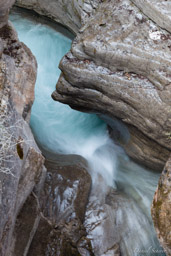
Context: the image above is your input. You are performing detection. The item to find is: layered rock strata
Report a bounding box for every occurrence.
[131,0,171,33]
[52,0,171,170]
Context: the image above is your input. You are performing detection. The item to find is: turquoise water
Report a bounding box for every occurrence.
[10,10,165,256]
[10,11,116,186]
[10,13,106,150]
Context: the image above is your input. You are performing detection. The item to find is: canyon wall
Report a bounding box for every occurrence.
[52,0,171,171]
[15,0,99,34]
[18,0,170,253]
[0,4,93,255]
[1,0,170,254]
[0,1,46,254]
[15,1,171,170]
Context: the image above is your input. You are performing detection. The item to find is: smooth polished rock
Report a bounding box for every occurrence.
[0,102,45,256]
[7,1,171,255]
[15,0,99,34]
[0,15,45,256]
[27,154,92,256]
[52,0,171,170]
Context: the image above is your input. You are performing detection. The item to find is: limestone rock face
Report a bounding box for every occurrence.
[52,0,171,170]
[15,0,99,34]
[132,0,171,33]
[0,7,45,255]
[151,155,171,256]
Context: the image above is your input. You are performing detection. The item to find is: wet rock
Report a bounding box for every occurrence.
[84,175,121,256]
[52,0,171,171]
[84,171,163,256]
[27,154,93,256]
[151,155,171,256]
[15,0,100,34]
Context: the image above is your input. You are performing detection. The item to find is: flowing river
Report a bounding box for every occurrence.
[10,9,165,256]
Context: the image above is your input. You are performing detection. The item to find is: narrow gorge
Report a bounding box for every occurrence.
[0,1,170,256]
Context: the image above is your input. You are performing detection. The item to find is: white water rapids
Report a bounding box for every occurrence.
[10,9,165,256]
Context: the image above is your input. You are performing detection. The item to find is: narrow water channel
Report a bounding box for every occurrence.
[10,9,165,256]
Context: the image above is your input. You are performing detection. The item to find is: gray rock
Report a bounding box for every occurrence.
[27,154,93,256]
[12,183,45,256]
[132,0,171,33]
[0,105,45,256]
[83,173,158,256]
[0,14,45,256]
[0,21,37,121]
[52,0,171,170]
[15,0,99,34]
[3,1,171,255]
[84,175,121,256]
[0,0,15,28]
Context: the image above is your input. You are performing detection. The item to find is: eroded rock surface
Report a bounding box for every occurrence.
[27,154,93,256]
[151,155,171,256]
[0,106,46,256]
[84,176,121,256]
[15,0,100,34]
[83,172,161,256]
[0,21,37,121]
[52,0,171,170]
[2,1,170,255]
[0,4,45,255]
[132,0,171,33]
